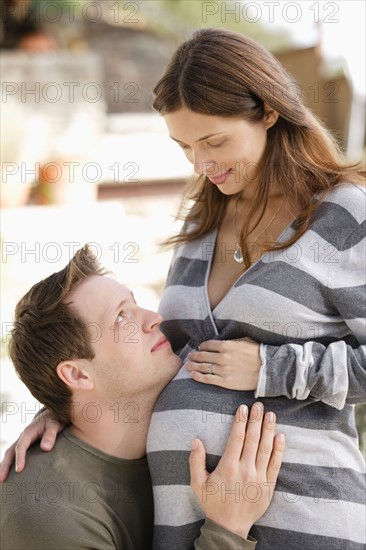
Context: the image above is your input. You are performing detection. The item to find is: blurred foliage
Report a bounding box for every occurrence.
[32,0,85,12]
[133,0,293,50]
[31,0,293,51]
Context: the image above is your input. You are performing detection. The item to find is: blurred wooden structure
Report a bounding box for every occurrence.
[276,43,354,153]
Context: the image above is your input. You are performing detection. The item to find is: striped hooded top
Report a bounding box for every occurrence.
[147,183,366,550]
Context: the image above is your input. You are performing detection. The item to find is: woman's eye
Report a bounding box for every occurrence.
[207,140,226,148]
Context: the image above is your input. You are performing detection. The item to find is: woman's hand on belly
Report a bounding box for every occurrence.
[185,338,261,390]
[189,402,285,540]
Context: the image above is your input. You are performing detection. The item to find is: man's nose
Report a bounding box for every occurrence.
[141,309,163,332]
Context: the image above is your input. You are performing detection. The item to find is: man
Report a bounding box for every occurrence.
[1,245,284,549]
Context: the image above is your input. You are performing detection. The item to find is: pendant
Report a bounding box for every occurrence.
[234,248,244,264]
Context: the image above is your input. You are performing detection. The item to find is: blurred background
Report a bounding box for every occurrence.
[1,0,365,457]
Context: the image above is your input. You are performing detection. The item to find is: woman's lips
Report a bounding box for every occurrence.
[208,169,232,185]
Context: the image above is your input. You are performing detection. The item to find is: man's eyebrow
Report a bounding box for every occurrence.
[109,292,135,319]
[170,132,226,144]
[113,299,128,315]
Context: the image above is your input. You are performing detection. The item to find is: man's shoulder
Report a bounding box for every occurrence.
[0,431,79,516]
[0,431,154,550]
[0,432,117,549]
[0,495,118,550]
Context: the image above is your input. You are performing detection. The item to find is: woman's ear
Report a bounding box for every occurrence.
[263,103,279,129]
[57,360,94,391]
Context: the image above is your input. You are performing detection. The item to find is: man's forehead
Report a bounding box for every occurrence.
[70,275,131,312]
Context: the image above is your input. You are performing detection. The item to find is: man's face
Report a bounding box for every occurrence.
[69,275,181,400]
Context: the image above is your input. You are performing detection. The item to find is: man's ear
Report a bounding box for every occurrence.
[57,360,94,391]
[263,103,279,129]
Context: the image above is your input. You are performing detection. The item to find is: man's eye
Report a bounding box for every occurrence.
[179,144,190,150]
[116,312,125,323]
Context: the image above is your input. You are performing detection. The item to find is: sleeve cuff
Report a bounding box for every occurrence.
[254,343,267,398]
[196,518,257,549]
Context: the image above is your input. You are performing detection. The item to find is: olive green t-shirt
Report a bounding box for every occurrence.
[1,428,154,549]
[1,428,256,549]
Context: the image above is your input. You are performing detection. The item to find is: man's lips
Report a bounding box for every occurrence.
[151,336,170,352]
[208,169,232,184]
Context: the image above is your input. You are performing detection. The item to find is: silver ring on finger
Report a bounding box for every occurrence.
[207,363,215,375]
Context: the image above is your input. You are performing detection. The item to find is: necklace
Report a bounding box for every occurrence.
[233,197,285,264]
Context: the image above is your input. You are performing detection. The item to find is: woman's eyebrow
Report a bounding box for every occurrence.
[170,132,226,144]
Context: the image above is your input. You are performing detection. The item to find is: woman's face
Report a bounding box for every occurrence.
[164,107,276,196]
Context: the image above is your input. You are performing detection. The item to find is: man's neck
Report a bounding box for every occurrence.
[69,397,155,460]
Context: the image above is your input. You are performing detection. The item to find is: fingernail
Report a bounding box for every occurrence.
[241,404,248,416]
[252,402,263,414]
[42,441,52,449]
[277,433,285,443]
[15,463,20,472]
[267,411,276,423]
[191,439,198,449]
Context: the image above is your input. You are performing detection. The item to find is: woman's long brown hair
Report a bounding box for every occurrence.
[153,28,365,266]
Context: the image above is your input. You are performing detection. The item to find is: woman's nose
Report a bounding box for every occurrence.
[193,156,217,176]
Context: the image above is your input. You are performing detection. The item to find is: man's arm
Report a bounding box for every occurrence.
[191,402,285,549]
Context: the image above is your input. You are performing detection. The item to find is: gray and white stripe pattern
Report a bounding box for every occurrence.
[148,183,366,549]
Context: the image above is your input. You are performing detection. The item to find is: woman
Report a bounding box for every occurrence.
[146,28,365,549]
[2,27,365,550]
